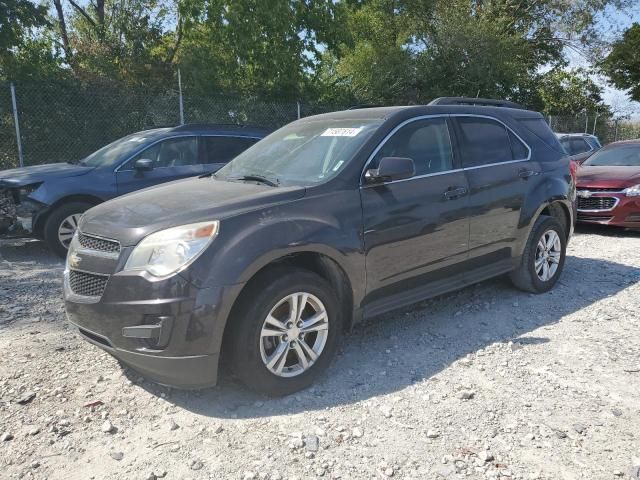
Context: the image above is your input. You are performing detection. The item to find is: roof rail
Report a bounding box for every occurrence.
[171,123,269,131]
[428,97,526,110]
[346,104,384,110]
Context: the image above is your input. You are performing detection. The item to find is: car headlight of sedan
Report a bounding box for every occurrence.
[18,183,42,198]
[623,184,640,197]
[124,221,219,277]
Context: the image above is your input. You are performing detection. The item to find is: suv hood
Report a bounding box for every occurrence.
[577,165,640,189]
[80,177,306,246]
[0,163,92,188]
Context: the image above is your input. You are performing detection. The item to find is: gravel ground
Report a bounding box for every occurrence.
[1,225,639,480]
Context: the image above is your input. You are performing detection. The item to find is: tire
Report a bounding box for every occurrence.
[227,266,342,396]
[43,201,93,258]
[510,215,567,293]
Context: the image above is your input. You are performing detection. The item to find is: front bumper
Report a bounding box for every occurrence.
[0,188,46,238]
[68,321,219,388]
[576,192,640,228]
[63,233,245,389]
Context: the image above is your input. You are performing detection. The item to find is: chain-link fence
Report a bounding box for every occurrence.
[2,79,640,170]
[548,115,640,145]
[0,79,348,170]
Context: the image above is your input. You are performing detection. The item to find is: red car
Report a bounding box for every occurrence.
[576,140,640,228]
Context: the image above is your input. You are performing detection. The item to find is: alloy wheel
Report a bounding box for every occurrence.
[259,292,329,378]
[57,214,82,249]
[535,229,561,281]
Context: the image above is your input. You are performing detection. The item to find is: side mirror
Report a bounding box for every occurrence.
[134,158,154,172]
[364,157,415,184]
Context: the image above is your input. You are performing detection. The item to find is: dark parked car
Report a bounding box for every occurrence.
[556,133,602,164]
[0,124,267,256]
[576,140,640,228]
[64,98,574,396]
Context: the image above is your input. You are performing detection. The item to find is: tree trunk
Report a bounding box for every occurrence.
[52,0,73,63]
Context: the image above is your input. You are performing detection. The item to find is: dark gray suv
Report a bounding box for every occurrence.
[64,98,574,396]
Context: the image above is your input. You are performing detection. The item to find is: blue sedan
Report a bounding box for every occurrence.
[0,124,268,256]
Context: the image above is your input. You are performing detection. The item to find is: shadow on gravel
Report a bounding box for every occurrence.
[155,253,640,419]
[0,239,63,266]
[0,240,65,328]
[575,223,640,238]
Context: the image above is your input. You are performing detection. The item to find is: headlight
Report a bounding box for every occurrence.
[623,184,640,197]
[124,221,219,277]
[18,183,42,198]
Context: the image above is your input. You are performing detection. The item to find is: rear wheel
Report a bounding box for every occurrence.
[227,267,342,396]
[510,216,566,293]
[43,201,93,258]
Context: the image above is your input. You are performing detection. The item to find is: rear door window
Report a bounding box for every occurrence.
[203,136,259,164]
[455,117,516,167]
[569,138,591,155]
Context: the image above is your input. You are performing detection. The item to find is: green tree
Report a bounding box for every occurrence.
[0,0,48,78]
[323,0,633,106]
[177,0,341,100]
[536,69,610,116]
[51,0,185,87]
[601,23,640,102]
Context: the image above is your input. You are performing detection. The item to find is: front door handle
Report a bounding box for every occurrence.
[444,186,468,200]
[518,168,537,179]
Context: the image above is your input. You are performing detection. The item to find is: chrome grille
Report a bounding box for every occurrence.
[78,232,120,254]
[577,187,623,193]
[68,270,109,297]
[577,197,617,211]
[577,214,613,222]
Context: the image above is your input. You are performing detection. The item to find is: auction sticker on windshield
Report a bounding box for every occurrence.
[321,127,363,137]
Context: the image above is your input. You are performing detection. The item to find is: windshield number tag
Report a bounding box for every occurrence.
[321,127,363,137]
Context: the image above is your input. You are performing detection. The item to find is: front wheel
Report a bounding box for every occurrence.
[227,267,342,396]
[43,201,93,258]
[510,216,567,293]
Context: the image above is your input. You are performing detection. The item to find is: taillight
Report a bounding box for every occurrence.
[569,159,578,183]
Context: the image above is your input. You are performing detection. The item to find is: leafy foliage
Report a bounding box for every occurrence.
[1,0,633,110]
[601,23,640,102]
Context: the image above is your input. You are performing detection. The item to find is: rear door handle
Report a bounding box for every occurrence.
[444,186,468,200]
[518,168,537,179]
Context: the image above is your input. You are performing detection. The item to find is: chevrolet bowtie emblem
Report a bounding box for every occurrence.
[577,190,592,198]
[68,252,82,269]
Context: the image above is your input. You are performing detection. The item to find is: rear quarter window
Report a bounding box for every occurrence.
[517,117,564,153]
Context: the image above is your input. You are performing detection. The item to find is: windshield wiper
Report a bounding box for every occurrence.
[228,174,279,187]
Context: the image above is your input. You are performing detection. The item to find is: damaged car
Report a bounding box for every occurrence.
[0,124,267,256]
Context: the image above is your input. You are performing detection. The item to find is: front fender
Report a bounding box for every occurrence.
[181,189,366,305]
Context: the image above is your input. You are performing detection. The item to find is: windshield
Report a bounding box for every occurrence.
[583,144,640,167]
[79,131,166,167]
[215,118,382,186]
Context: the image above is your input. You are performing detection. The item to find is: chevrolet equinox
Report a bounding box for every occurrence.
[64,98,574,396]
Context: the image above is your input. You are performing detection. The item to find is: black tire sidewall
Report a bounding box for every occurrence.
[229,268,341,396]
[526,217,567,293]
[43,202,93,258]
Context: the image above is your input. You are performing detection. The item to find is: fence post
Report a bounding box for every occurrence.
[297,101,301,120]
[178,68,185,125]
[10,83,24,168]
